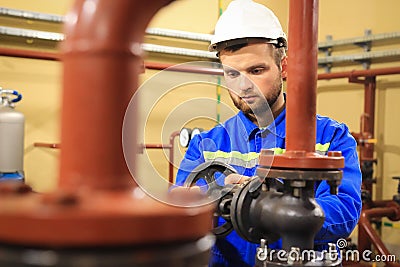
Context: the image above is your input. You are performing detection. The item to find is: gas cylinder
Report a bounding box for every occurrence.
[0,88,25,181]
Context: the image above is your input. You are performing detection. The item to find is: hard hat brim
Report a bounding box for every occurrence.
[209,37,286,52]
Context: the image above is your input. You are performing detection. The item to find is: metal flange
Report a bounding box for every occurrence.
[259,150,344,170]
[0,183,213,247]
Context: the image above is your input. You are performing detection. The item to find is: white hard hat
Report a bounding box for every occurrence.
[209,0,287,52]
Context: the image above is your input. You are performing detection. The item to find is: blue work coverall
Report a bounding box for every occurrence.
[175,107,362,267]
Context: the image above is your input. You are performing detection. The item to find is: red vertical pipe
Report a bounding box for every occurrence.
[168,131,180,184]
[363,77,376,193]
[362,77,376,157]
[60,0,173,190]
[286,0,318,152]
[358,77,376,250]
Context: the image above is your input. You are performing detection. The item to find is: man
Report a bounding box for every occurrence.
[175,0,362,266]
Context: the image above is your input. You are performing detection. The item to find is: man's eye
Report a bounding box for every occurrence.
[251,68,264,75]
[226,71,240,78]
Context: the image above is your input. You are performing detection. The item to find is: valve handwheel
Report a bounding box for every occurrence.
[184,161,236,196]
[184,161,237,237]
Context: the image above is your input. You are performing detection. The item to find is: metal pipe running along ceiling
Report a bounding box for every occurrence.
[2,25,400,64]
[1,5,400,64]
[2,6,400,47]
[0,7,213,41]
[1,47,400,79]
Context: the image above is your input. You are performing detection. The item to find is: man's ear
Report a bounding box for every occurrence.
[281,56,288,79]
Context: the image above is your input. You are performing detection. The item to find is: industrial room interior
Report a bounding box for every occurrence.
[0,0,400,266]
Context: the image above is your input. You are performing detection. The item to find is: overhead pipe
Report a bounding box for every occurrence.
[4,47,400,78]
[33,142,61,149]
[0,26,64,41]
[142,43,216,59]
[3,7,400,49]
[0,47,60,61]
[2,46,400,78]
[0,7,213,42]
[3,26,400,63]
[0,26,216,58]
[318,67,400,79]
[145,61,224,75]
[145,27,212,42]
[0,7,64,23]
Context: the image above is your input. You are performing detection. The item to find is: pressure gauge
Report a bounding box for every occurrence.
[179,128,192,147]
[191,127,203,139]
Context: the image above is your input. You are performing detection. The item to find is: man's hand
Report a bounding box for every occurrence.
[224,174,251,185]
[170,173,249,198]
[168,185,205,204]
[170,185,202,194]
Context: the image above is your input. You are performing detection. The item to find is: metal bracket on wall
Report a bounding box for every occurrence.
[354,30,372,70]
[318,29,400,72]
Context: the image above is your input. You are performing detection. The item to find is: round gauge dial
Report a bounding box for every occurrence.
[179,128,192,147]
[191,128,203,139]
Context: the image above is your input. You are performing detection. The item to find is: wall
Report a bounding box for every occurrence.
[1,0,399,253]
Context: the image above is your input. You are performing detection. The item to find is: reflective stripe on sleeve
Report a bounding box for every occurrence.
[203,150,260,169]
[202,143,331,168]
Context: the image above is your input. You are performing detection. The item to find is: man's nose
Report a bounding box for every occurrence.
[238,74,253,92]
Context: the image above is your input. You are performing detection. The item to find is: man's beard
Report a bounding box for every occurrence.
[230,76,283,120]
